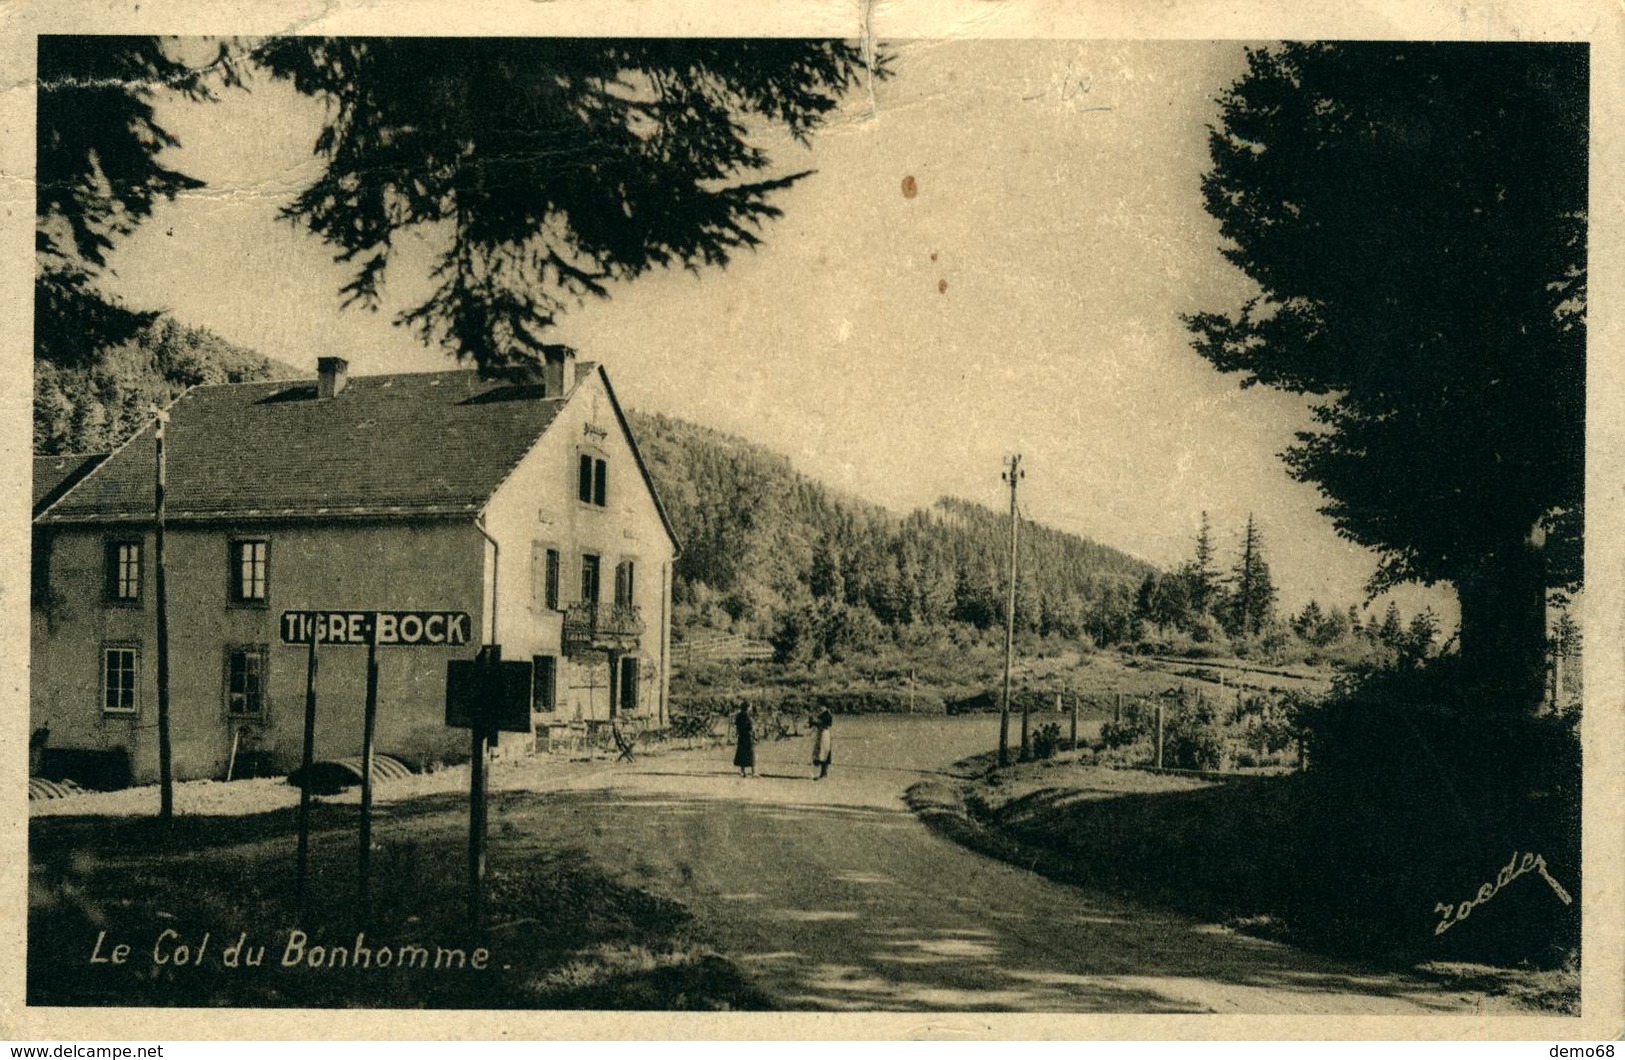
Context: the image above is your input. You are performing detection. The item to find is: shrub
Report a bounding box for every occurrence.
[1099,708,1152,750]
[1031,722,1064,761]
[1162,706,1225,770]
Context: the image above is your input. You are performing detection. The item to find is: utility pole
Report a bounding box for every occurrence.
[151,406,174,826]
[999,454,1023,768]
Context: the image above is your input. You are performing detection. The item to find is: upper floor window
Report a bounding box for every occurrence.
[578,453,607,506]
[580,553,601,605]
[230,539,269,604]
[531,544,562,612]
[102,645,138,715]
[614,559,637,608]
[225,646,268,716]
[104,540,142,605]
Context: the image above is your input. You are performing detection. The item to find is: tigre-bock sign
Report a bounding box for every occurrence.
[279,610,473,647]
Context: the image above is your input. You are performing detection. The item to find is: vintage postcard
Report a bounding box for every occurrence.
[3,0,1622,1042]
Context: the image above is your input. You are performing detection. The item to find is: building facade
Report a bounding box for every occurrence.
[31,350,677,784]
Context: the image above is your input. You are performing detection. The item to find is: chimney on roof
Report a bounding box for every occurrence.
[317,356,349,398]
[541,344,578,398]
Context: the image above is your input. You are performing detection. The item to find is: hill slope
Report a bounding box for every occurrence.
[30,325,1156,648]
[626,410,1155,643]
[35,317,303,454]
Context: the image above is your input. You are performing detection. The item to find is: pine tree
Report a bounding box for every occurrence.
[1226,514,1278,637]
[1293,599,1326,640]
[1186,43,1585,709]
[1192,511,1220,616]
[808,539,844,601]
[1377,602,1405,647]
[1402,609,1439,666]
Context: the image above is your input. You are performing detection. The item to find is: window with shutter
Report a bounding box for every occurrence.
[545,548,561,610]
[532,655,557,711]
[578,454,594,503]
[619,657,640,711]
[580,554,600,604]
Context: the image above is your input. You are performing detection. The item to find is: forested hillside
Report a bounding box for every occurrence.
[35,317,302,454]
[30,323,1456,669]
[626,411,1155,652]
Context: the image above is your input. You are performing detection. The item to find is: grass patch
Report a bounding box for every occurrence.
[910,755,1579,1013]
[28,792,770,1009]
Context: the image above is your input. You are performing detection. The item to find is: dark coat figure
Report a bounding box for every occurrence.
[809,708,833,779]
[733,708,756,776]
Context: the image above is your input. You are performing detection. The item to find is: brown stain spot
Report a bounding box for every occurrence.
[902,175,918,199]
[937,279,948,295]
[929,251,938,262]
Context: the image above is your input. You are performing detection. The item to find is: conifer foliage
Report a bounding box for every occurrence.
[1187,43,1586,707]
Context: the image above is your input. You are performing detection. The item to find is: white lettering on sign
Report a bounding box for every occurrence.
[280,611,474,647]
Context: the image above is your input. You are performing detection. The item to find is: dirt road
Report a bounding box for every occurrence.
[509,715,1495,1013]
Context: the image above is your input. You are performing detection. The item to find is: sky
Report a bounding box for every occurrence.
[101,37,1456,626]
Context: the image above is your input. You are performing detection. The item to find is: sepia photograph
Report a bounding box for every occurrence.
[10,6,1619,1040]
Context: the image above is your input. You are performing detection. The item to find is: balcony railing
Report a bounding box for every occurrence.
[562,602,644,653]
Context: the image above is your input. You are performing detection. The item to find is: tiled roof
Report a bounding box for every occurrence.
[37,371,568,524]
[33,453,106,515]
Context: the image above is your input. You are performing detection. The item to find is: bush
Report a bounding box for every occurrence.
[1162,706,1225,770]
[1031,722,1064,761]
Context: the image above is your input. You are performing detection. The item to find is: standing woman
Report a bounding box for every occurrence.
[810,707,834,781]
[733,705,756,777]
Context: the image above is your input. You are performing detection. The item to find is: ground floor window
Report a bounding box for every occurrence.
[618,656,640,713]
[532,654,557,711]
[102,645,138,715]
[225,646,268,716]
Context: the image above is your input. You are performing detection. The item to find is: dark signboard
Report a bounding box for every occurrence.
[280,610,473,647]
[445,658,534,733]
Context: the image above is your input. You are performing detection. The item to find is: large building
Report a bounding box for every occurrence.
[31,349,678,784]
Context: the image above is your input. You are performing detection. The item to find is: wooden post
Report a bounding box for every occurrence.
[469,722,487,926]
[1155,701,1165,770]
[999,454,1022,768]
[296,630,319,905]
[1114,692,1122,725]
[1065,693,1075,749]
[1019,689,1031,762]
[468,644,498,927]
[153,410,174,826]
[358,637,379,915]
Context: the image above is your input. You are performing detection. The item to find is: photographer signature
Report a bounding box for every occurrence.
[1433,851,1573,936]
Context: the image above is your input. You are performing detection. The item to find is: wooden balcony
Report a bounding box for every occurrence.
[562,602,644,655]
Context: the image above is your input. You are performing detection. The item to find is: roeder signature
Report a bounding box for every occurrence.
[1433,851,1573,936]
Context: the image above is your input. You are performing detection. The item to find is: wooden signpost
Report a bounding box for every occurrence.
[280,609,474,914]
[445,648,533,927]
[296,633,318,905]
